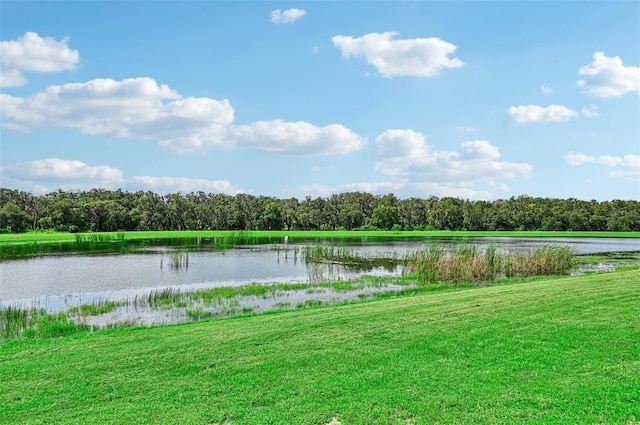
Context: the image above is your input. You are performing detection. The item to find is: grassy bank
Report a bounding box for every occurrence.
[1,229,637,260]
[1,229,639,245]
[1,270,639,424]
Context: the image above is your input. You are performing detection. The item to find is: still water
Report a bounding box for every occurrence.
[1,237,638,311]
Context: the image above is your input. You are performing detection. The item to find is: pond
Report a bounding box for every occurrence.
[1,236,638,328]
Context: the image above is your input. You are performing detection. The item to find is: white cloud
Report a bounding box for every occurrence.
[129,176,242,195]
[228,120,366,156]
[372,129,531,197]
[0,32,80,87]
[541,83,553,95]
[505,104,579,125]
[412,182,494,200]
[0,121,31,133]
[563,153,595,166]
[1,77,366,156]
[596,155,624,167]
[577,52,640,97]
[299,130,531,199]
[0,78,233,154]
[0,158,243,195]
[301,182,405,197]
[331,32,464,78]
[0,158,125,193]
[301,180,498,200]
[271,8,306,24]
[581,104,599,118]
[1,68,27,87]
[564,153,639,179]
[1,158,124,182]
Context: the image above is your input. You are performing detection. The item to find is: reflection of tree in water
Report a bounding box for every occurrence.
[304,260,403,283]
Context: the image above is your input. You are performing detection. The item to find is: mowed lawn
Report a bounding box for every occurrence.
[1,271,639,424]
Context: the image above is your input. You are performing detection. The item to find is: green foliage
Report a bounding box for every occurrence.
[2,188,639,233]
[0,202,31,233]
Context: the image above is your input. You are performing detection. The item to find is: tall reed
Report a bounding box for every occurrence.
[407,243,575,284]
[0,306,88,340]
[160,250,189,269]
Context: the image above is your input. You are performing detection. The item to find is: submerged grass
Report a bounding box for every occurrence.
[69,300,120,316]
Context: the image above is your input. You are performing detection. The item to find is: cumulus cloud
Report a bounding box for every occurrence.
[331,32,464,78]
[563,153,595,166]
[1,78,234,153]
[1,77,366,156]
[229,120,366,156]
[373,129,531,192]
[271,8,306,24]
[129,176,242,195]
[581,104,599,118]
[0,158,125,192]
[1,158,124,182]
[302,181,498,200]
[298,130,528,200]
[0,158,243,195]
[577,52,640,97]
[564,153,640,179]
[505,104,579,125]
[0,32,79,87]
[412,182,495,200]
[301,182,405,197]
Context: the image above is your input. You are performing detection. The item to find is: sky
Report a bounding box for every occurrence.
[0,1,639,201]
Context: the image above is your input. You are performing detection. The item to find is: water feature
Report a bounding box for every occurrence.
[1,236,638,330]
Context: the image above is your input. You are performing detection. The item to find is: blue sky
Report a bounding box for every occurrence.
[1,1,638,200]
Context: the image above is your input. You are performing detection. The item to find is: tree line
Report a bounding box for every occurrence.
[1,188,639,233]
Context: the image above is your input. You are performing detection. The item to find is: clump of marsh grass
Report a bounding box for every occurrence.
[303,245,358,263]
[69,300,120,316]
[160,249,189,269]
[74,232,126,243]
[0,306,88,340]
[0,306,32,339]
[132,287,187,309]
[407,242,575,284]
[214,230,258,251]
[503,245,575,277]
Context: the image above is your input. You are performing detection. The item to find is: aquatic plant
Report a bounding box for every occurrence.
[214,230,259,251]
[0,306,88,340]
[407,243,576,284]
[69,300,120,316]
[160,250,189,270]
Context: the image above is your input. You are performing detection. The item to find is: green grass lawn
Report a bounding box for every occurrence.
[1,229,639,245]
[1,270,639,424]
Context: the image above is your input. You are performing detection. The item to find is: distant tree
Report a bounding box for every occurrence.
[0,202,31,233]
[259,201,284,230]
[370,204,399,230]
